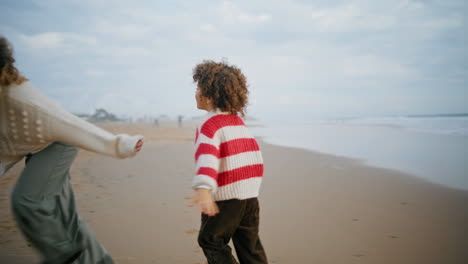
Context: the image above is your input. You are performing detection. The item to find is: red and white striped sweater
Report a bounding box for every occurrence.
[193,111,264,201]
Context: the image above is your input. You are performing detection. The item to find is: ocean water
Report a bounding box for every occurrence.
[250,115,468,191]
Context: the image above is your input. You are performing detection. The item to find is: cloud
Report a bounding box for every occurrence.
[84,69,110,77]
[341,55,418,78]
[308,4,398,32]
[93,21,153,39]
[220,1,272,25]
[100,46,152,57]
[19,32,96,50]
[417,15,463,31]
[200,23,216,33]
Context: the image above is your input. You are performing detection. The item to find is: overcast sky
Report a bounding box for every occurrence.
[1,0,467,121]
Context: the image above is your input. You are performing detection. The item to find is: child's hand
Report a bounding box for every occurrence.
[134,139,143,153]
[190,189,219,216]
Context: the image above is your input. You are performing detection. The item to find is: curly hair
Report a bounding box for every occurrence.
[193,60,249,117]
[0,36,27,87]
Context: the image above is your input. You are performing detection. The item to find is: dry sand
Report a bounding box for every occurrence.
[1,122,467,264]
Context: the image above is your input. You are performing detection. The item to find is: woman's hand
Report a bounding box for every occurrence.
[190,188,219,216]
[134,139,143,153]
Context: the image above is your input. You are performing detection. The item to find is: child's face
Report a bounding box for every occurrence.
[195,85,213,111]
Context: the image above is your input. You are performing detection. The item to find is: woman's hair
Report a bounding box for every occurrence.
[0,36,27,87]
[193,60,249,117]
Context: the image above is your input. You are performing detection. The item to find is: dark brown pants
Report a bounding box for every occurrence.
[198,198,268,264]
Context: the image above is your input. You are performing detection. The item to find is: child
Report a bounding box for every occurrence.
[190,60,268,264]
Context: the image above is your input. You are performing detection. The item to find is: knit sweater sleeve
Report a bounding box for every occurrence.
[48,110,142,158]
[13,83,143,158]
[192,119,222,192]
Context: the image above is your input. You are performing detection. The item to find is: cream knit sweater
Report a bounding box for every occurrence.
[0,82,143,176]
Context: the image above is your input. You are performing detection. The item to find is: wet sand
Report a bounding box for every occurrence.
[1,123,467,263]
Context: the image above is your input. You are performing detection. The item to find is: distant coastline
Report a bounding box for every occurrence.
[405,113,468,118]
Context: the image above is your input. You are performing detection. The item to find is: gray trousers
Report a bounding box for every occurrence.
[11,142,114,264]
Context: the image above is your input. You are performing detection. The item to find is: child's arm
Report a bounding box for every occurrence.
[191,124,221,216]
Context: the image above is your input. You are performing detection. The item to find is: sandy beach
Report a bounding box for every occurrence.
[1,123,467,264]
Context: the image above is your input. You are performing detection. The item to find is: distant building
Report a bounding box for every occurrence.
[88,108,121,122]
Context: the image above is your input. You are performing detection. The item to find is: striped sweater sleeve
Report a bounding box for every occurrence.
[192,123,221,192]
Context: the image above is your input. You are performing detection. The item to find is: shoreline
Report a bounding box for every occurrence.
[251,122,468,191]
[260,136,468,193]
[1,123,467,263]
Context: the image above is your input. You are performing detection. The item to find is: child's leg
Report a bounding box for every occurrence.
[198,199,244,264]
[232,198,268,264]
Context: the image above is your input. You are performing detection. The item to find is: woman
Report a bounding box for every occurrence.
[0,36,143,263]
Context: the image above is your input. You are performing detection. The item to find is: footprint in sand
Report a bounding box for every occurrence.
[352,253,365,258]
[80,168,91,176]
[0,221,15,229]
[0,239,12,245]
[185,228,199,235]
